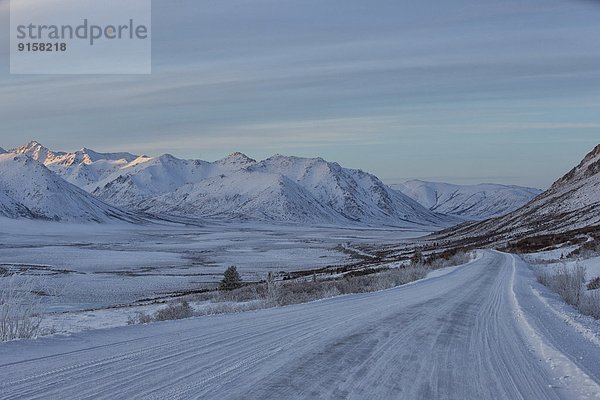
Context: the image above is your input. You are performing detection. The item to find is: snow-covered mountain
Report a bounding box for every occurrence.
[100,152,451,226]
[140,170,337,223]
[392,180,541,220]
[0,153,137,222]
[90,153,251,207]
[438,144,600,244]
[139,155,451,226]
[11,141,139,189]
[0,147,6,154]
[12,141,138,165]
[5,142,454,227]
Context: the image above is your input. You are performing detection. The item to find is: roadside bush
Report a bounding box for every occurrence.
[127,299,194,325]
[536,263,599,319]
[197,300,270,316]
[276,281,339,306]
[543,263,585,306]
[154,299,194,321]
[273,265,428,306]
[265,272,281,305]
[578,290,600,319]
[0,276,43,342]
[214,283,262,303]
[425,250,473,269]
[127,311,153,325]
[343,266,427,293]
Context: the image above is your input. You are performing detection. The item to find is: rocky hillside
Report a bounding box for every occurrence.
[436,144,600,246]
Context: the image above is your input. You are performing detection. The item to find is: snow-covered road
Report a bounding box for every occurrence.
[1,251,599,399]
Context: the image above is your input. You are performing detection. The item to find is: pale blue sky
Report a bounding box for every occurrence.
[1,0,599,188]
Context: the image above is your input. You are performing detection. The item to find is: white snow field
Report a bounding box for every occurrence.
[0,218,429,312]
[1,251,598,399]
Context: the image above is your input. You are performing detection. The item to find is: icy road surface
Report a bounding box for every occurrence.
[1,251,599,399]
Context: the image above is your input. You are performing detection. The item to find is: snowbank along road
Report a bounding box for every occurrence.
[0,250,599,399]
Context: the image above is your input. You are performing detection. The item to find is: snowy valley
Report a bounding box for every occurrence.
[3,1,600,397]
[0,142,599,400]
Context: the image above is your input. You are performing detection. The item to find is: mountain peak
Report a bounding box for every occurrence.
[158,153,178,161]
[0,147,6,154]
[19,140,47,151]
[26,140,43,147]
[219,152,256,165]
[553,144,600,188]
[582,144,600,164]
[12,140,64,163]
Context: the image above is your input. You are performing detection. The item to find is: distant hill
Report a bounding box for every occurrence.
[392,180,541,220]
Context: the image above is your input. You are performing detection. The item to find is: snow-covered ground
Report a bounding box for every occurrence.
[518,248,600,358]
[524,248,600,283]
[36,253,477,337]
[0,218,429,312]
[0,251,598,399]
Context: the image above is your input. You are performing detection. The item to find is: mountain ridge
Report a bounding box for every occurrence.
[2,142,455,227]
[392,180,541,220]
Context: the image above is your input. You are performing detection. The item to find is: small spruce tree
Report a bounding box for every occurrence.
[220,266,242,291]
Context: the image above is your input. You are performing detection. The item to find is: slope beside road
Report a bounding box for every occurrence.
[0,251,599,399]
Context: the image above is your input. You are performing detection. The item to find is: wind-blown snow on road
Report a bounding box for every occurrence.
[0,251,599,399]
